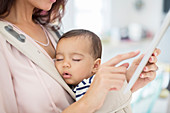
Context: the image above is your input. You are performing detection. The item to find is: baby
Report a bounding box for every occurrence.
[55,29,120,101]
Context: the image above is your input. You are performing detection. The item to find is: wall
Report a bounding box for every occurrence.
[62,0,170,63]
[110,0,163,33]
[62,0,75,32]
[158,27,170,63]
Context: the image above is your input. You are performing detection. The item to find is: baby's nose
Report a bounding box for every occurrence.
[63,61,71,68]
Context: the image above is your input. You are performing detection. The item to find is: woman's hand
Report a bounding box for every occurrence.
[126,48,161,92]
[63,50,140,113]
[82,50,140,111]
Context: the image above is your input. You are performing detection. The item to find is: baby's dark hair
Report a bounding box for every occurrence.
[59,29,102,59]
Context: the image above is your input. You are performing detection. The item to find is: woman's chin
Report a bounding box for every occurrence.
[40,4,53,11]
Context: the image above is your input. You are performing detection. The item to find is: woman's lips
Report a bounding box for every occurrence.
[62,73,72,79]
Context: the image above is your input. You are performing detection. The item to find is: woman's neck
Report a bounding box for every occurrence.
[4,0,35,25]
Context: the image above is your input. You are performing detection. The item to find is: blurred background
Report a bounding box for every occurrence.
[61,0,170,113]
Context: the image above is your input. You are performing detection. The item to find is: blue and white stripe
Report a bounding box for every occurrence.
[73,75,95,101]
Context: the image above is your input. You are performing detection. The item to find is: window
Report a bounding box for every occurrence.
[74,0,103,35]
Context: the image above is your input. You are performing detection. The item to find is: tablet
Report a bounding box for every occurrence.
[124,10,170,94]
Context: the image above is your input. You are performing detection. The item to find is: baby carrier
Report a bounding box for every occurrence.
[0,21,132,113]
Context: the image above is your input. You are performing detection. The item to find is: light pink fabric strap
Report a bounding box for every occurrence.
[0,21,75,100]
[95,81,132,113]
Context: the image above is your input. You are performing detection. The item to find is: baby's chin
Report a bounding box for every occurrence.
[65,80,79,87]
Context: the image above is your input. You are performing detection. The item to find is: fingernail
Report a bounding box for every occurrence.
[140,74,143,78]
[149,57,153,62]
[154,52,157,56]
[135,50,140,53]
[144,67,148,71]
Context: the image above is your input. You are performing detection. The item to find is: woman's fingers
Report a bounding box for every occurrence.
[108,79,125,91]
[119,63,129,68]
[110,66,127,74]
[103,77,125,91]
[148,48,160,63]
[104,50,140,66]
[98,65,128,75]
[148,56,158,63]
[140,71,156,81]
[143,64,158,72]
[132,48,160,66]
[129,48,161,92]
[98,68,126,80]
[126,54,144,81]
[153,48,161,56]
[108,73,126,80]
[131,54,144,66]
[96,65,127,91]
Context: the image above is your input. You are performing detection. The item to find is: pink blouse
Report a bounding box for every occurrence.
[0,22,74,113]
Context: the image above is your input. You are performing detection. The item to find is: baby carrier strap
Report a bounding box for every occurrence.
[0,21,75,100]
[95,82,132,113]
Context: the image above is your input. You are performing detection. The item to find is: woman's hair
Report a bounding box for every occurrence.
[59,29,102,59]
[0,0,67,27]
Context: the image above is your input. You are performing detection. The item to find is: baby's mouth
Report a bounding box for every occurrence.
[62,72,72,79]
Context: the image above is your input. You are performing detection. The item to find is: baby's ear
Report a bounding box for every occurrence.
[92,58,101,73]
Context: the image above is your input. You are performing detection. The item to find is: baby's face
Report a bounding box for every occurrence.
[55,37,96,86]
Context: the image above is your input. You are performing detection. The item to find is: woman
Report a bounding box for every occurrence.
[0,0,161,113]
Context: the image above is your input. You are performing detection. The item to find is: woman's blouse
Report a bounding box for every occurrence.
[0,21,74,113]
